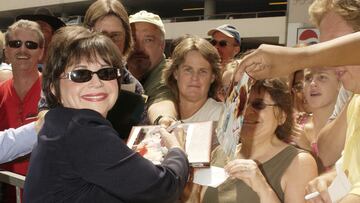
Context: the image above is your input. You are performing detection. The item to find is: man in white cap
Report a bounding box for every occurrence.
[127,10,177,125]
[208,24,241,67]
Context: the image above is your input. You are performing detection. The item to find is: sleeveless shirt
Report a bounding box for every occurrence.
[202,145,303,203]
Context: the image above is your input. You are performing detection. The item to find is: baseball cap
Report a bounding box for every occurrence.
[16,10,65,32]
[208,24,241,45]
[129,10,165,35]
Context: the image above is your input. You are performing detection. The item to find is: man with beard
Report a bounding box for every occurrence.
[0,20,44,202]
[127,10,177,125]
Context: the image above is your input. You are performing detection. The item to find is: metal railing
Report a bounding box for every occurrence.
[0,170,25,203]
[60,10,287,26]
[165,10,287,22]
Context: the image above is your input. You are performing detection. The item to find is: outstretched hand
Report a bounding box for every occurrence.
[233,44,302,81]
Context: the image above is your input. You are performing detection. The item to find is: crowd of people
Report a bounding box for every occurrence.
[0,0,359,202]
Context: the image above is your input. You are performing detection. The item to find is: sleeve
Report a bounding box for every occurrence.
[64,111,189,203]
[146,80,175,106]
[0,122,37,164]
[143,60,176,106]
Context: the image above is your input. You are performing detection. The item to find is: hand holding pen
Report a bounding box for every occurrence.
[159,121,185,150]
[304,169,336,203]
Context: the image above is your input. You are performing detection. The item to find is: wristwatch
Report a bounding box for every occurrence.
[154,115,177,125]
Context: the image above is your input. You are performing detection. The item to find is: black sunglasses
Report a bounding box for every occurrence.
[210,39,229,47]
[62,67,121,83]
[8,40,39,50]
[249,99,277,111]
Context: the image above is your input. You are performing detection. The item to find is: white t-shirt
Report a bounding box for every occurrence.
[182,98,224,123]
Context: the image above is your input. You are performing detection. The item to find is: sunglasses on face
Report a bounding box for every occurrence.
[62,67,121,83]
[249,99,277,111]
[210,39,230,47]
[8,40,39,50]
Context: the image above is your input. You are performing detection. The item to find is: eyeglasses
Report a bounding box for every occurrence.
[62,67,121,83]
[8,40,39,50]
[249,99,277,111]
[210,39,229,47]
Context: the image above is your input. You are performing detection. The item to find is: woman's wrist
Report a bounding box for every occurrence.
[154,115,177,125]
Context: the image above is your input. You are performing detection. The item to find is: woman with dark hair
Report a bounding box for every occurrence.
[201,78,318,203]
[23,26,189,202]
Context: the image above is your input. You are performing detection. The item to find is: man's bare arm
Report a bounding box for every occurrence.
[235,32,360,80]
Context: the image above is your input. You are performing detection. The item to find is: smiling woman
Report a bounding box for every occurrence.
[200,79,318,203]
[23,26,189,202]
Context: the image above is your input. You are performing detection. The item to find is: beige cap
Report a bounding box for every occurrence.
[129,10,165,35]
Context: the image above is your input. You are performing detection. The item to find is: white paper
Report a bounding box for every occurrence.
[328,158,351,202]
[193,166,229,188]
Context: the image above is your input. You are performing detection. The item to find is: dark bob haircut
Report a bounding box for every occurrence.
[42,25,124,108]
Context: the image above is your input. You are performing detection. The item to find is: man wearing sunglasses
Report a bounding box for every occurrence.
[0,19,44,202]
[208,24,241,67]
[16,11,65,72]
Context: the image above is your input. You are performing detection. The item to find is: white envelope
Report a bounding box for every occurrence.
[193,166,229,188]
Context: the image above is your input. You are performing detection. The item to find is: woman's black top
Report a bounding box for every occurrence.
[23,107,189,203]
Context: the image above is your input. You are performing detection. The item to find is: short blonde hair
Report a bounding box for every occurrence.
[309,0,360,31]
[5,20,45,48]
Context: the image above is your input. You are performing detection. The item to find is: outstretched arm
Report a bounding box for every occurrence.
[235,32,360,80]
[0,122,37,164]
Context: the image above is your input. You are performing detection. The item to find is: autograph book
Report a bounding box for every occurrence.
[127,121,214,167]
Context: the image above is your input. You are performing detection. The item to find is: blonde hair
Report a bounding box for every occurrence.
[5,20,45,48]
[309,0,360,31]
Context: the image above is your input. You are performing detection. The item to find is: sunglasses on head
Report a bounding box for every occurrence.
[62,67,121,83]
[249,99,277,111]
[210,39,229,47]
[8,40,39,50]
